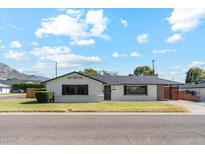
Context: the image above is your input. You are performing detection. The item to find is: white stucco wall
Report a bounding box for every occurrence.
[157,85,165,100]
[46,73,104,102]
[110,85,157,101]
[0,87,11,94]
[199,89,205,101]
[46,73,160,102]
[188,88,205,102]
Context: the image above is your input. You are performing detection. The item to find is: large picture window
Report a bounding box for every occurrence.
[124,85,147,95]
[62,85,88,95]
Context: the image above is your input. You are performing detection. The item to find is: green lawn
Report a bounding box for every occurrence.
[0,98,189,112]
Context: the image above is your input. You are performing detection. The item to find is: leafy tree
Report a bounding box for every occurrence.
[98,70,118,76]
[79,68,98,76]
[84,68,98,76]
[185,67,205,83]
[128,73,134,76]
[77,71,84,74]
[79,68,118,76]
[134,66,155,76]
[12,82,45,91]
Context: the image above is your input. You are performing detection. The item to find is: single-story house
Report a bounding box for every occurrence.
[43,71,182,102]
[179,79,205,102]
[0,82,11,94]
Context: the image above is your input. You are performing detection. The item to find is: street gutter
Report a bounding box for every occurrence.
[0,112,205,115]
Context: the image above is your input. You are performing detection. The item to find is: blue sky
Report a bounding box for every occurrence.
[0,8,205,82]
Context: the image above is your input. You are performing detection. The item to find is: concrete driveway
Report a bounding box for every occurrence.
[166,100,205,114]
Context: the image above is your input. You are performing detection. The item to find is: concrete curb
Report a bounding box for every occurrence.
[1,112,205,115]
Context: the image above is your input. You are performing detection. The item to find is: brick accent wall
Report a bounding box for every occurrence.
[178,91,200,102]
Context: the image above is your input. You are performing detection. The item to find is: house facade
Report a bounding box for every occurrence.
[0,83,11,94]
[43,72,181,102]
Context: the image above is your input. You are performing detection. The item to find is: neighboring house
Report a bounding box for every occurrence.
[179,79,205,102]
[0,78,11,94]
[43,72,182,102]
[0,78,41,93]
[0,82,11,94]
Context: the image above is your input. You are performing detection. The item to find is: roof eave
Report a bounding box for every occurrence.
[42,71,106,84]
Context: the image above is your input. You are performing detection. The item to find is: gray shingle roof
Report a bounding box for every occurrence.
[179,80,205,89]
[42,72,182,85]
[92,75,182,85]
[0,82,10,88]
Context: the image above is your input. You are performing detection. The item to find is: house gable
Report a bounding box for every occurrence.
[42,71,106,84]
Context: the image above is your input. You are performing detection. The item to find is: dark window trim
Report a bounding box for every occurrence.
[62,84,88,95]
[124,85,148,95]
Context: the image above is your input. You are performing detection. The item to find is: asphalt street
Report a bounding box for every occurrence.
[0,94,26,100]
[1,114,205,144]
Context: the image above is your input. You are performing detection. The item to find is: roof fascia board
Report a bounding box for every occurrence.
[42,72,106,84]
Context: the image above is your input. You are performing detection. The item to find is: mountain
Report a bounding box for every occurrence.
[0,62,49,82]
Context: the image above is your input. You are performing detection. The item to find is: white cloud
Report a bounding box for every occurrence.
[35,9,109,46]
[167,9,205,32]
[159,68,186,82]
[33,62,80,70]
[0,40,5,49]
[5,51,28,60]
[188,61,205,68]
[152,49,176,54]
[31,46,70,59]
[10,41,22,48]
[173,65,181,69]
[169,71,180,75]
[178,61,205,75]
[31,42,38,46]
[48,54,100,68]
[30,46,101,68]
[166,34,182,43]
[57,63,81,68]
[35,14,85,38]
[136,33,149,44]
[16,68,24,73]
[70,39,95,46]
[112,51,141,58]
[0,23,22,31]
[66,9,84,20]
[112,52,126,58]
[33,62,54,69]
[85,10,109,38]
[130,52,140,58]
[120,18,128,27]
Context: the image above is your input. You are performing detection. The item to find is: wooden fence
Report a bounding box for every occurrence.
[26,88,47,98]
[164,87,179,100]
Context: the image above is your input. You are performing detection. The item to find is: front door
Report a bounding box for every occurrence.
[104,86,111,100]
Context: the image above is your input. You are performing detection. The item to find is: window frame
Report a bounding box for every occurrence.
[62,84,88,95]
[124,85,148,95]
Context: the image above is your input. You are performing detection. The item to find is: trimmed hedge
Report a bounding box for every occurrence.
[35,91,54,103]
[12,82,46,91]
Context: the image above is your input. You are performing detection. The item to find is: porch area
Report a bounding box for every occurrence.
[157,85,179,100]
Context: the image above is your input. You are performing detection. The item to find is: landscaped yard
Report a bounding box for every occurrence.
[0,98,189,112]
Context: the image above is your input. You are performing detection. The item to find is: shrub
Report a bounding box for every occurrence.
[35,91,54,103]
[12,82,46,91]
